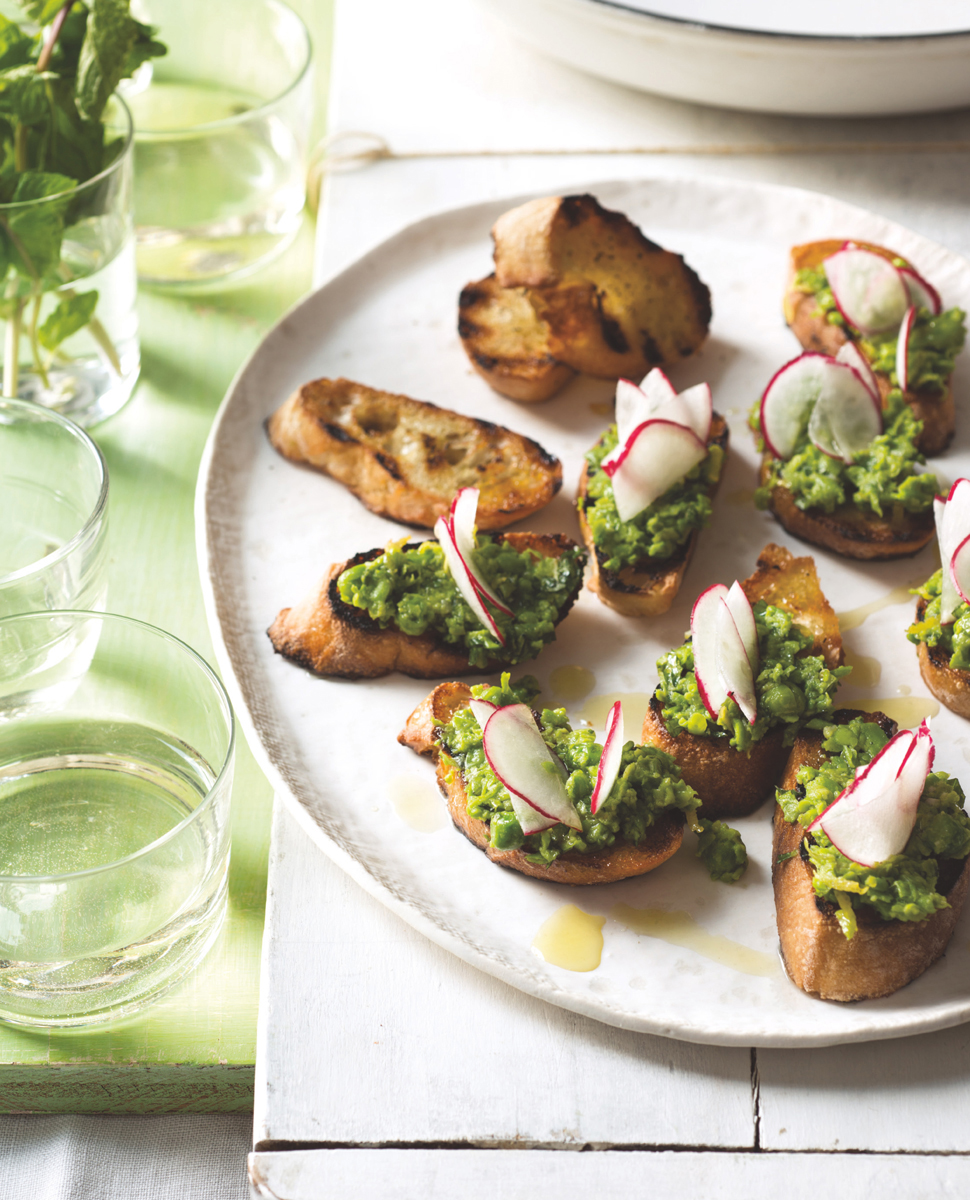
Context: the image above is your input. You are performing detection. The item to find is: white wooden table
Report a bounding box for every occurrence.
[248,2,970,1194]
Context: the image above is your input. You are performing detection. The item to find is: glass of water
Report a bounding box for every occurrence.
[126,0,313,288]
[0,400,108,619]
[0,610,235,1026]
[0,101,140,428]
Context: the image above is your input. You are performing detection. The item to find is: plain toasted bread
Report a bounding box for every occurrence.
[577,413,729,617]
[759,456,935,561]
[399,683,685,883]
[914,596,970,719]
[268,532,584,681]
[458,194,711,401]
[266,377,562,529]
[773,710,970,1001]
[784,239,955,456]
[640,543,843,819]
[457,275,576,403]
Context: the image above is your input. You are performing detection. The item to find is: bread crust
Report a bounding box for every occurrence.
[266,376,562,528]
[458,275,576,403]
[639,543,843,819]
[268,532,584,681]
[760,455,935,561]
[459,194,711,396]
[576,413,729,617]
[784,239,955,457]
[772,710,970,1001]
[914,596,970,719]
[399,683,685,884]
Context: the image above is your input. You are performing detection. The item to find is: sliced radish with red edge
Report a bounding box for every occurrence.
[434,517,506,645]
[951,532,970,606]
[934,479,970,622]
[691,583,730,720]
[900,266,942,316]
[724,581,758,673]
[602,418,707,522]
[835,341,879,400]
[823,248,909,335]
[448,487,513,616]
[715,597,757,723]
[469,699,498,731]
[589,700,624,815]
[807,360,883,464]
[482,704,582,832]
[759,353,829,460]
[896,305,916,392]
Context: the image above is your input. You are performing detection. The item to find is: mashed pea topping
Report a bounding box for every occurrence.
[776,717,970,936]
[435,675,746,879]
[337,537,586,668]
[793,264,966,395]
[656,601,849,753]
[907,570,970,670]
[581,425,724,569]
[752,391,937,518]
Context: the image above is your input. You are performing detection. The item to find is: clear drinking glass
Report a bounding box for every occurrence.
[125,0,313,288]
[0,100,140,429]
[0,399,108,620]
[0,611,235,1027]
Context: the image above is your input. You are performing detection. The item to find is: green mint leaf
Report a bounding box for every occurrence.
[5,168,76,277]
[0,16,33,73]
[121,18,165,78]
[38,287,97,350]
[75,0,137,123]
[48,76,104,181]
[0,63,56,125]
[14,2,68,23]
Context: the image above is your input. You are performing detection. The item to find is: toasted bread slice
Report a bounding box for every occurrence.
[480,194,710,383]
[640,543,843,819]
[784,239,955,456]
[399,683,685,883]
[773,710,970,1001]
[577,413,729,617]
[760,456,935,561]
[266,377,562,529]
[914,596,970,719]
[268,532,583,681]
[458,275,576,402]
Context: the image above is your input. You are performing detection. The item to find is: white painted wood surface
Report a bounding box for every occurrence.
[254,806,754,1150]
[249,1147,970,1199]
[250,0,970,1191]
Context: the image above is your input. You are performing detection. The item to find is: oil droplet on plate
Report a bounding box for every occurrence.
[549,665,596,704]
[842,648,881,689]
[611,903,777,977]
[533,904,605,972]
[726,486,755,507]
[838,696,939,728]
[837,584,916,631]
[581,692,652,733]
[589,400,613,417]
[388,775,446,833]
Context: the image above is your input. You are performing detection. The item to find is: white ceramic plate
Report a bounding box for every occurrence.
[198,176,970,1046]
[479,0,970,115]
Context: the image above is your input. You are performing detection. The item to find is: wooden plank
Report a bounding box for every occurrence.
[0,1065,254,1114]
[757,1023,970,1152]
[255,805,754,1151]
[248,1148,970,1200]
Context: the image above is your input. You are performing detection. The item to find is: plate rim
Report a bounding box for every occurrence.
[196,173,970,1047]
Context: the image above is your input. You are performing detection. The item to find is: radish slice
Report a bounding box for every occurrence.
[640,366,678,409]
[434,516,506,645]
[615,378,650,447]
[823,248,909,335]
[673,382,713,442]
[835,341,879,400]
[896,305,917,392]
[602,418,707,523]
[590,700,624,815]
[900,266,942,316]
[759,353,829,460]
[691,583,730,720]
[448,488,513,616]
[724,580,758,673]
[808,726,929,867]
[807,360,883,464]
[482,704,582,832]
[951,532,970,606]
[469,699,498,731]
[715,597,757,724]
[934,478,970,622]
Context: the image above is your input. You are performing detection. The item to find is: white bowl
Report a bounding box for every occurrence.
[478,0,970,116]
